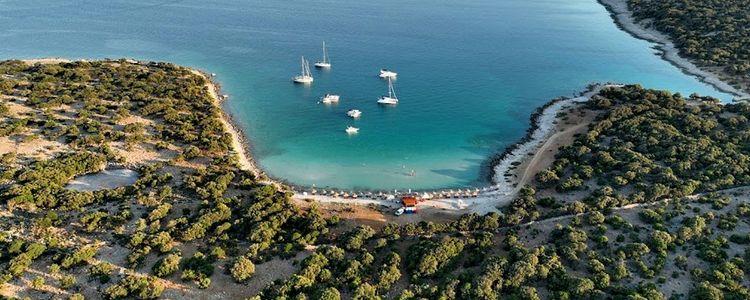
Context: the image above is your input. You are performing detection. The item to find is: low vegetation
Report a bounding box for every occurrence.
[628,0,750,93]
[1,61,749,299]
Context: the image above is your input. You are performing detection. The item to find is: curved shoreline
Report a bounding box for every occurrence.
[487,83,613,194]
[484,83,602,184]
[201,64,607,199]
[193,70,263,178]
[598,0,750,100]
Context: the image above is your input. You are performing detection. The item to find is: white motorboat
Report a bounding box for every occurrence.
[293,56,314,84]
[379,68,397,78]
[321,93,340,104]
[377,77,399,105]
[314,41,331,69]
[347,109,362,118]
[345,126,359,134]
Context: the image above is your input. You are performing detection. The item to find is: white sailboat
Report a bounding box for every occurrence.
[379,68,397,78]
[345,126,359,134]
[293,56,314,84]
[314,42,331,69]
[377,77,399,105]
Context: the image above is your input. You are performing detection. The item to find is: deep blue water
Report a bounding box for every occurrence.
[0,0,732,190]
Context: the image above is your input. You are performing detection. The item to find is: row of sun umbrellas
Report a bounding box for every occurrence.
[304,188,484,199]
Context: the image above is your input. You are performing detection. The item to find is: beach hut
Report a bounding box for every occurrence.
[401,196,418,214]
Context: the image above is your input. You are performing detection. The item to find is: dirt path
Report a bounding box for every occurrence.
[511,122,587,195]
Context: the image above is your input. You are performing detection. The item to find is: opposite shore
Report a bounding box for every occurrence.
[598,0,750,100]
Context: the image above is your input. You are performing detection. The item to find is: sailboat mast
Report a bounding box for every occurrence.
[301,56,305,75]
[388,79,396,98]
[388,78,395,98]
[323,41,328,64]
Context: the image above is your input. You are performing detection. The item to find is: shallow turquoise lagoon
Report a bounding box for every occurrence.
[0,0,732,189]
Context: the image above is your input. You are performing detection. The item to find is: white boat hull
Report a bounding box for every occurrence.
[379,70,397,78]
[293,76,314,84]
[377,97,399,105]
[321,94,340,103]
[314,62,331,68]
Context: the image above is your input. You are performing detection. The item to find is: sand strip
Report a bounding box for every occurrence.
[190,70,263,178]
[598,0,750,100]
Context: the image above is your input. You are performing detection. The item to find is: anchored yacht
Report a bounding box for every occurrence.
[379,69,397,78]
[347,109,362,118]
[293,56,314,84]
[377,77,399,105]
[345,126,359,134]
[320,94,340,104]
[314,41,331,69]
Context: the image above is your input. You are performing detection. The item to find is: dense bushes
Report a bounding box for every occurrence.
[406,236,465,280]
[539,85,750,211]
[0,241,46,283]
[628,0,750,90]
[103,274,164,300]
[4,152,105,209]
[152,253,181,278]
[229,256,255,282]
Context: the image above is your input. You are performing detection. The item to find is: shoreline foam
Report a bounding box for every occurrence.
[598,0,750,100]
[487,83,612,195]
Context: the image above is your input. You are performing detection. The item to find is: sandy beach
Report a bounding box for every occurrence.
[190,69,263,178]
[598,0,750,100]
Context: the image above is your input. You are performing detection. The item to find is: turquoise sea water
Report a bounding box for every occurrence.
[0,0,732,190]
